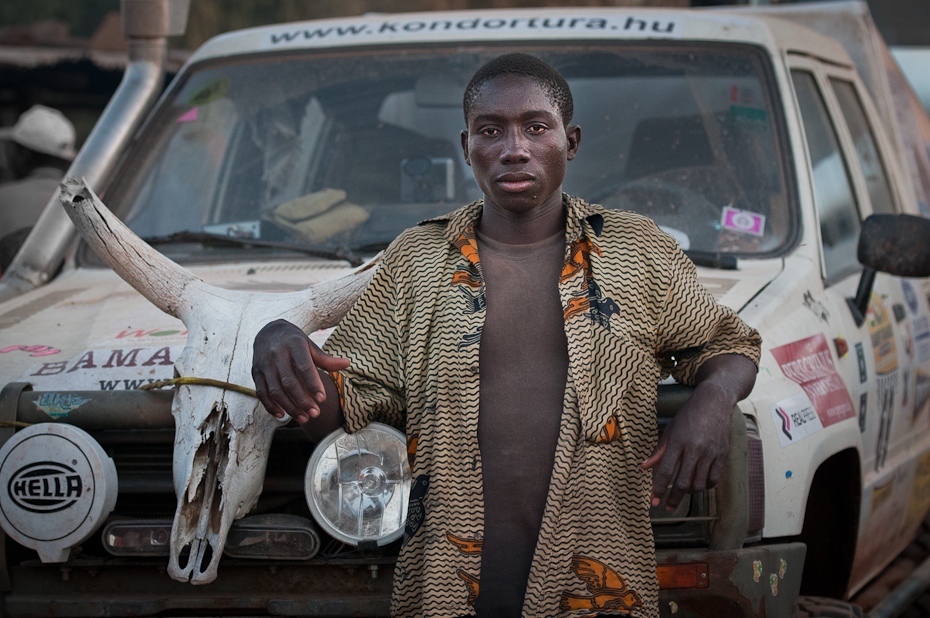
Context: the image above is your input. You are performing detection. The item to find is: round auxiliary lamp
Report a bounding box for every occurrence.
[0,423,117,563]
[304,423,411,546]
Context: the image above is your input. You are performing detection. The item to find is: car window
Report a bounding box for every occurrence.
[792,70,862,281]
[829,78,897,214]
[98,44,795,264]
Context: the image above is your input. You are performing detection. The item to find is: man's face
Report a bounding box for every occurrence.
[461,74,580,216]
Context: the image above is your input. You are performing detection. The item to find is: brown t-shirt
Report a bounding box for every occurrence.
[474,228,569,617]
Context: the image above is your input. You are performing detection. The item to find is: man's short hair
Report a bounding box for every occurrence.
[463,53,573,126]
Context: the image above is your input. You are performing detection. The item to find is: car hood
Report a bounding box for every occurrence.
[0,261,356,393]
[695,258,783,312]
[0,257,781,394]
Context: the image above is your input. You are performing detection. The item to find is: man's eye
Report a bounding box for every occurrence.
[480,127,500,136]
[527,124,547,134]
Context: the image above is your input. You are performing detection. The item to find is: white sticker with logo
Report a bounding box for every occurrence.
[770,392,824,448]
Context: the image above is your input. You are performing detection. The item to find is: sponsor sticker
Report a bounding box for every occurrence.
[868,294,898,375]
[721,206,765,236]
[0,345,60,357]
[176,107,198,123]
[870,477,895,514]
[856,342,868,384]
[859,392,868,433]
[20,345,179,391]
[770,393,824,448]
[770,334,856,427]
[186,77,230,107]
[903,280,920,315]
[904,451,930,532]
[876,372,898,470]
[35,393,89,419]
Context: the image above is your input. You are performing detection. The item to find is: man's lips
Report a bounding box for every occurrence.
[496,173,535,192]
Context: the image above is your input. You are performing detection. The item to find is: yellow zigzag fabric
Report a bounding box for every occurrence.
[324,195,761,617]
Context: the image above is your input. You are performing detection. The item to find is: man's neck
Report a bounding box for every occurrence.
[476,192,566,245]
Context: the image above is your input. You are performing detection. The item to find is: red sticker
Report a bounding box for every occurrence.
[771,334,856,427]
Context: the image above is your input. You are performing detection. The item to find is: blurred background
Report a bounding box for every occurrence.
[0,0,928,149]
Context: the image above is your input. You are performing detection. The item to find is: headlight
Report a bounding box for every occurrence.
[304,423,410,546]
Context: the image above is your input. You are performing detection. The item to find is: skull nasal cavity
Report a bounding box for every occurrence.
[178,543,192,571]
[199,543,214,573]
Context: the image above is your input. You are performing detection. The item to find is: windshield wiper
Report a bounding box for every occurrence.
[683,250,737,270]
[141,231,363,266]
[351,242,391,253]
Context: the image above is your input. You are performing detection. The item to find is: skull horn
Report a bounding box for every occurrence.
[58,177,199,319]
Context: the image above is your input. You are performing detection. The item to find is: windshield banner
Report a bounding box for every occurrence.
[261,14,683,49]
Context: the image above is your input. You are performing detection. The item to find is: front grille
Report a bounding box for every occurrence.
[95,428,315,520]
[746,418,765,541]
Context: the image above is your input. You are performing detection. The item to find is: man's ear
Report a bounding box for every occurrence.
[460,130,471,166]
[566,125,581,161]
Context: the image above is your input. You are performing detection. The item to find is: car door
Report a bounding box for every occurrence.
[824,67,930,582]
[790,55,930,590]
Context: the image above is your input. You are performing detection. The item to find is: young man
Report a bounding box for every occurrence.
[252,54,760,618]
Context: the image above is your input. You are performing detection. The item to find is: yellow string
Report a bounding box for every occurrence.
[140,377,258,398]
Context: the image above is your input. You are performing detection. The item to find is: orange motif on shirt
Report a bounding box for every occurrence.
[447,532,483,555]
[561,237,601,282]
[596,416,622,443]
[457,569,480,606]
[407,435,418,469]
[447,533,483,608]
[564,295,591,322]
[329,370,346,411]
[452,267,481,288]
[559,556,643,614]
[453,230,480,267]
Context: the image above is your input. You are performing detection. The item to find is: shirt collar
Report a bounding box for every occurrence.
[419,193,606,247]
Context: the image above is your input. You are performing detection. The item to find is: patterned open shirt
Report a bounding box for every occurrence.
[325,195,762,617]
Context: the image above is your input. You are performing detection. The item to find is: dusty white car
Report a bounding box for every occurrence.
[0,2,929,616]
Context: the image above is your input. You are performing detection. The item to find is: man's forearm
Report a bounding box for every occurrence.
[692,353,758,409]
[298,369,346,443]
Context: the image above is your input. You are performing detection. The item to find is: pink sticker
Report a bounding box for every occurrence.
[722,206,765,236]
[0,345,60,357]
[176,107,198,123]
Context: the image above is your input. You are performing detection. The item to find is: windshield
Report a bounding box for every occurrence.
[100,43,794,263]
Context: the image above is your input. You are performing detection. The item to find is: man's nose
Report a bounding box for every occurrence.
[500,130,530,163]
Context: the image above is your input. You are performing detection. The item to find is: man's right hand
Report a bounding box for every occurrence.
[251,319,349,427]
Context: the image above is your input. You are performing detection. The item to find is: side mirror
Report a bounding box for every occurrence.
[847,214,930,326]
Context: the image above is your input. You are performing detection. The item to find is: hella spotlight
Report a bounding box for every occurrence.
[305,423,410,546]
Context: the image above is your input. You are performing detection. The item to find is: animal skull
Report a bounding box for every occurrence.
[58,177,378,584]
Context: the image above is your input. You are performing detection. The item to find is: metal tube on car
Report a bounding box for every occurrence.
[0,0,191,302]
[0,383,174,430]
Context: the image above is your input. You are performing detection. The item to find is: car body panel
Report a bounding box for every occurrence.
[1,3,930,615]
